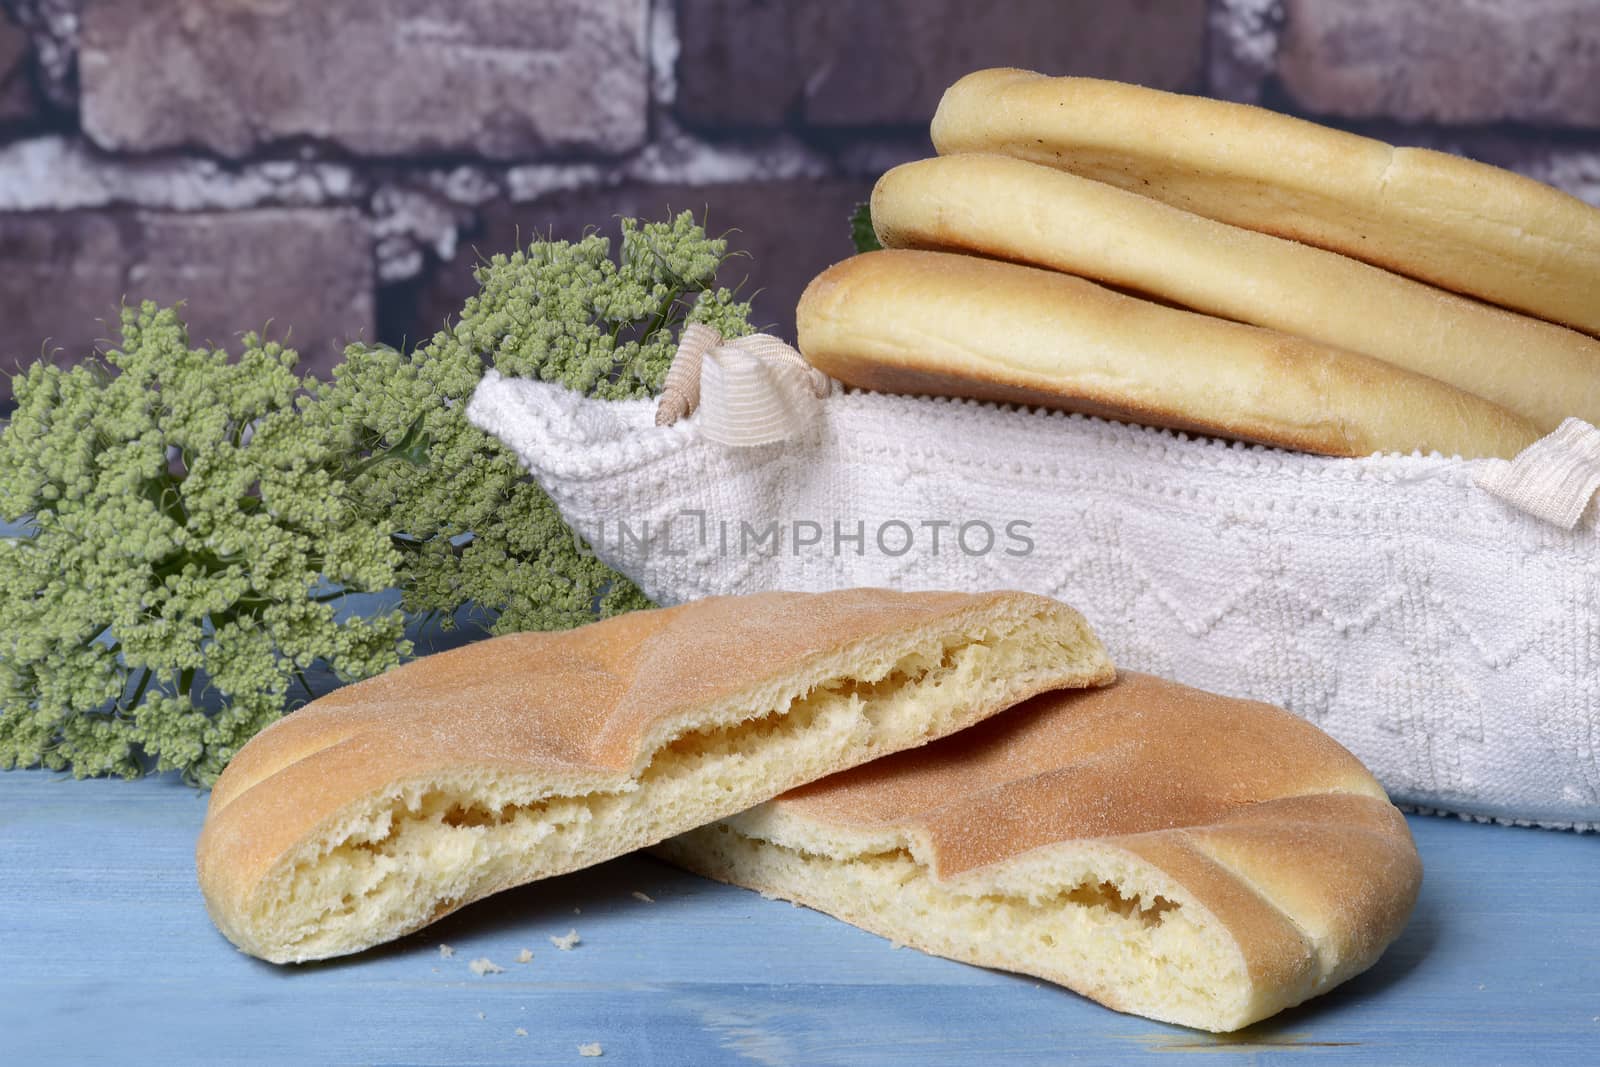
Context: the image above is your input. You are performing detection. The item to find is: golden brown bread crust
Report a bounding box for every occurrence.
[197,588,1113,962]
[208,593,979,816]
[769,672,1395,869]
[797,249,1540,459]
[661,673,1422,1031]
[872,153,1600,433]
[930,69,1600,337]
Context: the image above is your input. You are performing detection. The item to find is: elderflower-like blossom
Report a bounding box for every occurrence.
[0,211,755,784]
[316,210,752,636]
[0,303,408,784]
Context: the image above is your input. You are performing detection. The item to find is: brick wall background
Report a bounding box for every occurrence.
[1,0,1597,401]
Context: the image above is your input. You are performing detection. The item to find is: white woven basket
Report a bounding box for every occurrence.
[469,366,1600,831]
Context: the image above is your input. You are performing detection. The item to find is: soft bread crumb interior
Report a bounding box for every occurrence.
[657,822,1255,1032]
[236,606,1105,961]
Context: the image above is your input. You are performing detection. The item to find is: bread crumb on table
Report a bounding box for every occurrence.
[550,929,581,951]
[516,948,534,964]
[438,944,455,959]
[469,957,505,976]
[631,891,654,903]
[578,1042,603,1057]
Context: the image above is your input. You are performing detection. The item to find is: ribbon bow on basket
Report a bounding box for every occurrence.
[654,323,832,446]
[1475,418,1600,530]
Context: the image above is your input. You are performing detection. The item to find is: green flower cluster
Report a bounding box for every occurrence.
[318,211,753,634]
[0,211,753,784]
[850,202,882,254]
[0,305,409,783]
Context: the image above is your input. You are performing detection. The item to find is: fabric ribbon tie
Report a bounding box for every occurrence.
[1475,418,1600,529]
[655,323,831,446]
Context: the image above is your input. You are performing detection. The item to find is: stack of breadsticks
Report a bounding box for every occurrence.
[798,68,1600,459]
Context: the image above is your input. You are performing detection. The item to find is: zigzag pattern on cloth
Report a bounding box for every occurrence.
[469,374,1600,830]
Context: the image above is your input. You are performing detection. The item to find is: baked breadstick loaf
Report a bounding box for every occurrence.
[197,589,1112,963]
[872,153,1600,432]
[931,69,1600,336]
[659,672,1422,1032]
[798,249,1539,459]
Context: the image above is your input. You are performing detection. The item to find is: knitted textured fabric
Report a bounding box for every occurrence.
[467,371,1600,831]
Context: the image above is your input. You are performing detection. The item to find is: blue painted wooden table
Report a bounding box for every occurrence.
[2,770,1596,1067]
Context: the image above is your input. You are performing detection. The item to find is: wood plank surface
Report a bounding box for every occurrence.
[2,770,1596,1066]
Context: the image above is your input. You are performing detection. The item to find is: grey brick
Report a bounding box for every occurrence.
[0,10,36,124]
[79,0,650,158]
[676,0,1207,128]
[1,209,373,398]
[1278,0,1600,127]
[674,0,797,126]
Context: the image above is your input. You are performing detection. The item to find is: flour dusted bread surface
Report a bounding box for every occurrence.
[797,249,1539,459]
[196,588,1112,963]
[659,672,1422,1032]
[930,69,1600,336]
[872,154,1600,433]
